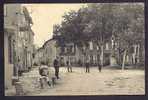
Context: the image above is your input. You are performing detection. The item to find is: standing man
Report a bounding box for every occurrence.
[85,59,90,73]
[69,60,73,72]
[53,57,60,79]
[98,60,102,72]
[66,60,72,72]
[66,60,70,72]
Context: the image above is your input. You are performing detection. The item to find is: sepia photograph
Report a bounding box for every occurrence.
[4,3,145,96]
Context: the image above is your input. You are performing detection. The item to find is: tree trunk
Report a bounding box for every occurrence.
[118,49,121,66]
[137,44,140,63]
[117,41,121,66]
[100,45,104,67]
[132,45,137,65]
[122,49,127,70]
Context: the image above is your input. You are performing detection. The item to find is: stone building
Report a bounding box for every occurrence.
[43,39,59,66]
[34,39,59,67]
[37,35,144,68]
[73,41,113,66]
[4,4,22,89]
[59,43,76,66]
[21,7,34,71]
[4,4,34,89]
[57,34,126,67]
[34,47,44,65]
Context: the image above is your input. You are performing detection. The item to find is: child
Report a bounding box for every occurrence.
[39,65,51,87]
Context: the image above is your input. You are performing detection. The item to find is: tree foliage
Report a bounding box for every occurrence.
[53,3,144,59]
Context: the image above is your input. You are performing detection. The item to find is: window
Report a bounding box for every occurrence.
[115,42,118,50]
[8,36,12,63]
[65,47,67,53]
[18,31,21,38]
[106,43,109,50]
[83,46,86,51]
[66,46,73,53]
[89,41,93,50]
[46,49,48,54]
[96,46,99,50]
[72,45,74,52]
[69,46,73,53]
[32,53,35,58]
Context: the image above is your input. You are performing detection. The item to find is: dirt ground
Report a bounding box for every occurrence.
[5,66,145,96]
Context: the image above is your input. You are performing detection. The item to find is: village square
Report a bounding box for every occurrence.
[4,3,145,96]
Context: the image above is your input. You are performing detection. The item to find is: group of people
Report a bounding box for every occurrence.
[52,57,73,79]
[38,57,61,88]
[39,56,102,87]
[85,59,102,73]
[52,57,102,79]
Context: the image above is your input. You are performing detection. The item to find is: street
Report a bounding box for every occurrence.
[14,66,145,96]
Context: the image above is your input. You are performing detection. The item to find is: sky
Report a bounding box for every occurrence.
[23,4,86,48]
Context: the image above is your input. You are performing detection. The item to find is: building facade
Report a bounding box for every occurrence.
[59,43,76,66]
[34,47,44,65]
[34,39,59,67]
[43,39,59,66]
[21,7,35,71]
[35,36,144,68]
[4,4,22,89]
[4,4,34,89]
[73,41,113,66]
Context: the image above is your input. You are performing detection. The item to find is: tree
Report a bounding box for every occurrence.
[85,3,119,66]
[112,3,144,69]
[53,3,144,69]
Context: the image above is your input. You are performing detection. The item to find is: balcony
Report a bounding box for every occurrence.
[4,23,16,34]
[19,26,29,31]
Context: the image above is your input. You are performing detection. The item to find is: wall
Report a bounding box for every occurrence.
[4,33,13,89]
[46,40,57,67]
[4,4,22,89]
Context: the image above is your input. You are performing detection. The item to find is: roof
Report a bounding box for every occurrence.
[23,7,33,24]
[37,47,44,52]
[30,28,35,35]
[42,38,56,48]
